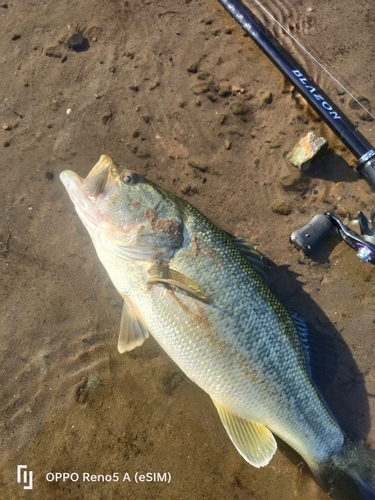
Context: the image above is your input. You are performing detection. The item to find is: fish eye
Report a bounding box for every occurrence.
[121,172,139,184]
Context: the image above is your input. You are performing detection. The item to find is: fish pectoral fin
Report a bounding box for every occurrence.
[147,262,211,303]
[212,399,277,468]
[118,299,150,353]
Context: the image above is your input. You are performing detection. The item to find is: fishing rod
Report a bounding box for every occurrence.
[216,0,375,191]
[217,0,375,265]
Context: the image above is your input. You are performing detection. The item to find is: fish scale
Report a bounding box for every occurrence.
[60,155,375,498]
[98,195,343,464]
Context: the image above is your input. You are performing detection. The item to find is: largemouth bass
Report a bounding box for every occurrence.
[60,155,375,499]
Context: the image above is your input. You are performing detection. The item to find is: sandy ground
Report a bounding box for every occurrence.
[1,1,375,498]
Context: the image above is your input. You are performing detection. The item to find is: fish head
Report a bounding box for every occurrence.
[60,155,183,260]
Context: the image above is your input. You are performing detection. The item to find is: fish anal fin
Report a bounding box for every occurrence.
[147,262,211,303]
[118,299,149,353]
[212,399,277,468]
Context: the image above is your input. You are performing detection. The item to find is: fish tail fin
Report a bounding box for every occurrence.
[315,439,375,499]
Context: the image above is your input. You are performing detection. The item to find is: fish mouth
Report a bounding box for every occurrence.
[60,155,116,227]
[61,155,184,260]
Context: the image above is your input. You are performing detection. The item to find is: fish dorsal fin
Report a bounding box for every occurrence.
[147,262,211,303]
[212,399,277,468]
[118,300,150,353]
[290,310,338,390]
[228,235,271,280]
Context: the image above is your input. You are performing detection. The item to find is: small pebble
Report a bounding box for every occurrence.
[336,204,351,219]
[230,102,249,115]
[191,83,210,95]
[67,32,86,51]
[218,85,231,97]
[181,184,198,196]
[279,170,307,192]
[197,71,211,81]
[262,91,273,104]
[136,150,150,159]
[87,26,102,40]
[359,112,374,122]
[218,113,227,124]
[231,85,245,93]
[101,113,112,125]
[207,94,217,103]
[271,200,292,215]
[349,95,370,110]
[187,63,198,73]
[45,46,63,58]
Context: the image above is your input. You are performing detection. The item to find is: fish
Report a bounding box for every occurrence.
[60,154,375,499]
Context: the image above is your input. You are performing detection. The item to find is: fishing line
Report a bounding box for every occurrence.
[248,0,375,121]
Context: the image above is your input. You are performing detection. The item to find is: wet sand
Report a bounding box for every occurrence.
[1,1,375,498]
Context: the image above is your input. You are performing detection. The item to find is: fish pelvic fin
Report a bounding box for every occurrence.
[147,262,211,303]
[212,399,277,468]
[118,299,150,353]
[315,438,375,499]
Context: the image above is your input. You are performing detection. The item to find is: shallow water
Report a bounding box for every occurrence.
[1,1,374,498]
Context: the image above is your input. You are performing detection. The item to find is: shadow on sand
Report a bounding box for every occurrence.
[269,261,370,443]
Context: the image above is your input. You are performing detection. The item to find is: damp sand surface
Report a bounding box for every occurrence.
[1,1,375,498]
